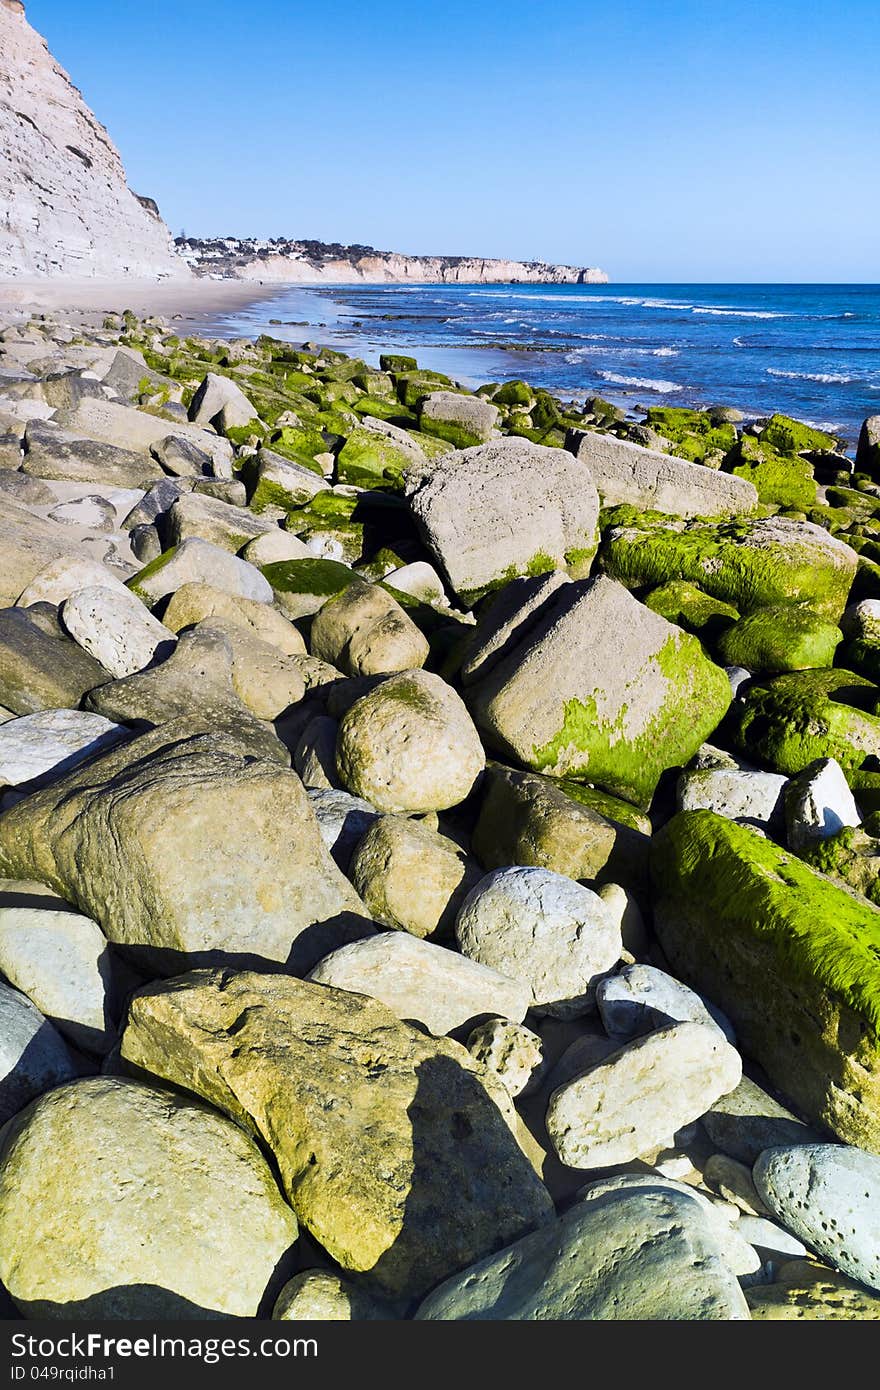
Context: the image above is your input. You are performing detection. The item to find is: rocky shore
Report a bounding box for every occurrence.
[0,304,878,1320]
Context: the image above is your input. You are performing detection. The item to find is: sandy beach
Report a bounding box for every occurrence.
[0,276,279,328]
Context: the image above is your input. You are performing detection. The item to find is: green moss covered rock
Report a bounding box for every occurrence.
[760,414,839,455]
[652,809,880,1151]
[729,436,818,511]
[602,514,858,622]
[261,557,357,619]
[729,668,880,775]
[644,580,740,639]
[716,604,842,674]
[335,427,413,491]
[646,406,737,464]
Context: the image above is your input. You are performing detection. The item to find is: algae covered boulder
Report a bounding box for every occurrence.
[0,1077,298,1318]
[602,514,858,622]
[651,809,880,1151]
[120,970,554,1300]
[729,668,880,776]
[644,580,740,639]
[716,604,842,674]
[417,391,499,450]
[468,575,731,808]
[406,437,599,605]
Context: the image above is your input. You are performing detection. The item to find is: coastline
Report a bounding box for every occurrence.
[0,276,282,326]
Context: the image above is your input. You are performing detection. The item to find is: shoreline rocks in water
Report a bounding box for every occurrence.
[0,303,878,1321]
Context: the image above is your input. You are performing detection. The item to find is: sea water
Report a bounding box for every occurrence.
[213,282,880,448]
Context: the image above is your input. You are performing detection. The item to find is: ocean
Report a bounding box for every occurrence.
[211,282,880,449]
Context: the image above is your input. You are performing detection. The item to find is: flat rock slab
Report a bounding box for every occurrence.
[0,1077,298,1318]
[754,1144,880,1293]
[0,709,126,788]
[0,721,373,975]
[120,970,554,1301]
[416,1186,749,1319]
[567,427,758,518]
[307,931,530,1035]
[0,607,110,716]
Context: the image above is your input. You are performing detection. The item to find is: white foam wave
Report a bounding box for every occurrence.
[766,368,857,384]
[692,308,787,319]
[598,371,682,393]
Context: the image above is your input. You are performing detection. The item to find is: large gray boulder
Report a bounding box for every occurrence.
[0,721,374,975]
[467,575,732,808]
[127,537,273,605]
[188,372,259,431]
[0,981,78,1123]
[21,418,163,489]
[0,607,110,715]
[0,904,119,1053]
[416,1185,749,1319]
[566,428,758,517]
[406,438,600,604]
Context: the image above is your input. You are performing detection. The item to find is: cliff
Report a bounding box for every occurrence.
[0,0,185,279]
[177,237,609,286]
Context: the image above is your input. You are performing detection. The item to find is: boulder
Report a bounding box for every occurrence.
[566,428,758,517]
[652,810,880,1150]
[348,815,481,940]
[273,1271,388,1321]
[127,537,273,606]
[247,452,326,513]
[262,557,360,621]
[188,372,259,431]
[407,439,599,604]
[460,571,570,686]
[471,763,651,895]
[856,415,880,481]
[545,1021,741,1169]
[307,787,380,870]
[16,553,132,608]
[729,669,880,777]
[149,435,214,478]
[336,669,485,813]
[716,605,842,674]
[754,1144,880,1293]
[0,904,118,1053]
[0,503,132,608]
[295,717,342,790]
[746,1258,880,1320]
[676,766,788,827]
[466,1019,547,1098]
[166,491,275,553]
[160,581,305,656]
[0,722,373,975]
[701,1074,822,1166]
[467,575,731,808]
[784,757,861,852]
[119,970,553,1300]
[53,398,233,472]
[62,584,175,678]
[0,710,126,788]
[603,515,858,623]
[310,578,429,677]
[455,867,622,1017]
[0,981,78,1124]
[21,418,163,489]
[0,607,110,715]
[596,963,733,1044]
[307,931,530,1035]
[417,391,499,450]
[416,1186,748,1320]
[0,1078,297,1318]
[194,618,305,720]
[84,624,285,758]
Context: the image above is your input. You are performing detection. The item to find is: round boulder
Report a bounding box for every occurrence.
[336,669,485,813]
[0,1077,298,1318]
[455,866,622,1017]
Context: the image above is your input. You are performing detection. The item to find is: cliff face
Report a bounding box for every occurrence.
[179,238,609,286]
[0,0,185,279]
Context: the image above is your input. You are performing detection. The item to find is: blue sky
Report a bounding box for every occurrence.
[27,0,880,281]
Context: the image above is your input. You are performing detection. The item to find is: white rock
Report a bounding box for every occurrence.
[62,585,176,678]
[306,787,379,871]
[736,1214,808,1261]
[596,963,735,1045]
[0,906,117,1053]
[129,537,272,606]
[546,1020,743,1169]
[677,767,788,826]
[455,866,622,1018]
[307,931,530,1036]
[841,598,880,641]
[16,555,130,608]
[466,1018,547,1097]
[753,1143,880,1293]
[784,757,861,852]
[0,710,126,787]
[386,562,448,606]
